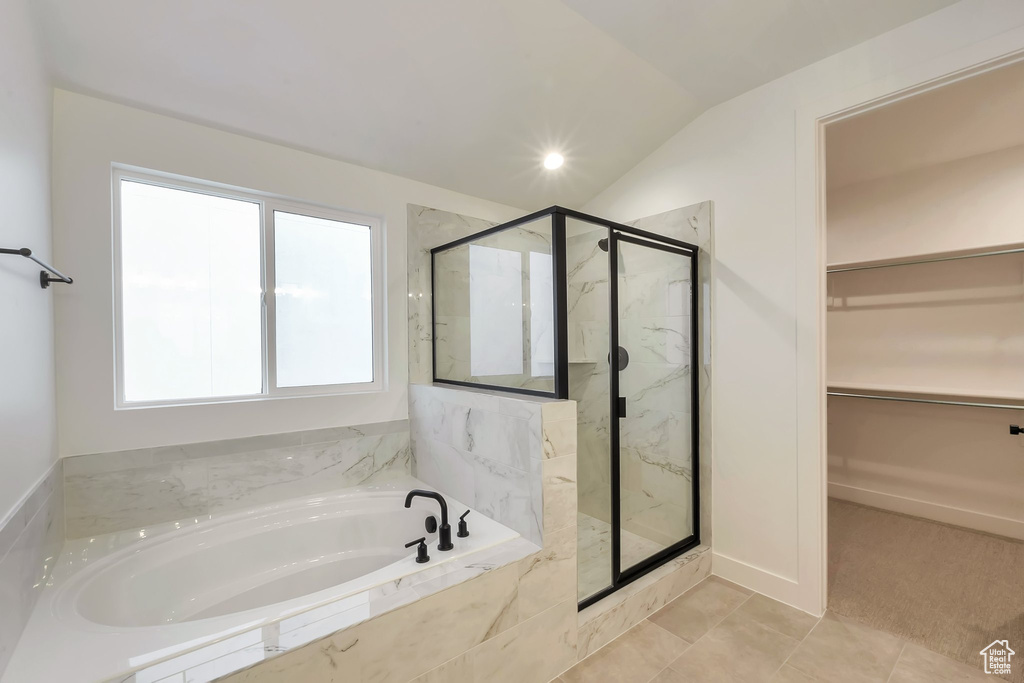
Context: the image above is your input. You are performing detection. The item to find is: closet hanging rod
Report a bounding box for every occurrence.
[827,391,1024,411]
[0,247,74,289]
[826,245,1024,274]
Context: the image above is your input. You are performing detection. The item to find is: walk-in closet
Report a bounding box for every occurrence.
[825,60,1024,681]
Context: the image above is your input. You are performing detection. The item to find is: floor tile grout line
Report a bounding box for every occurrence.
[575,585,748,682]
[649,590,757,679]
[646,661,674,683]
[764,612,826,682]
[644,618,693,649]
[697,590,755,640]
[572,581,800,682]
[743,608,820,646]
[883,642,908,683]
[563,580,709,680]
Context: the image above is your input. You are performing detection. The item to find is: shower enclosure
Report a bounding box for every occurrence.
[431,207,699,608]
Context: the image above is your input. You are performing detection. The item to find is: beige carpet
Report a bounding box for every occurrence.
[828,498,1024,682]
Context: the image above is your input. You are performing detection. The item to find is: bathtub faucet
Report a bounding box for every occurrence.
[404,490,454,551]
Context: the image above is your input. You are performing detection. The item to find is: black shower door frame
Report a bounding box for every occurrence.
[579,229,701,610]
[430,207,701,609]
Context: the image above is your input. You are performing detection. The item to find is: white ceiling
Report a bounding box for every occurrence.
[827,60,1024,188]
[33,0,958,209]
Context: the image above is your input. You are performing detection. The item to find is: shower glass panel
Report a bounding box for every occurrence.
[565,217,613,600]
[615,236,695,574]
[431,215,555,394]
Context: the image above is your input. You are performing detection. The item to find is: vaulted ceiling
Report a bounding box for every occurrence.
[32,0,958,209]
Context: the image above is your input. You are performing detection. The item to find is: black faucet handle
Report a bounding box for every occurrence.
[405,537,430,563]
[457,510,471,538]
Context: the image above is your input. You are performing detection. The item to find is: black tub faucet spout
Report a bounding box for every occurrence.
[404,489,454,551]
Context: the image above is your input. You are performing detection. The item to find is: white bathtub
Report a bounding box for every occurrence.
[3,476,523,683]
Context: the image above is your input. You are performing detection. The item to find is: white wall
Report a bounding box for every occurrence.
[583,0,1024,614]
[0,0,57,522]
[828,143,1024,264]
[828,397,1024,541]
[827,146,1024,397]
[52,91,522,456]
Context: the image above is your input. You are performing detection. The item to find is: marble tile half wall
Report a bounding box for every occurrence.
[0,460,63,678]
[63,421,412,539]
[409,383,577,546]
[222,530,579,683]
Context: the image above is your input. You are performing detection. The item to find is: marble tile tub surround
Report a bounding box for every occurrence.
[219,535,577,683]
[4,475,542,683]
[214,384,583,683]
[214,546,710,683]
[0,460,63,679]
[13,437,709,683]
[409,383,577,546]
[64,420,412,539]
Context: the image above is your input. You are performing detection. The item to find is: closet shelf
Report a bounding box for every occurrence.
[826,240,1024,274]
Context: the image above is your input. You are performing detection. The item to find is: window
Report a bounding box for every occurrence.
[113,169,383,407]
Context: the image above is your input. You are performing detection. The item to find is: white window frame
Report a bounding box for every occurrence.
[112,166,385,409]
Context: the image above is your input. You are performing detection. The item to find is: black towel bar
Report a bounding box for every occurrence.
[0,247,73,289]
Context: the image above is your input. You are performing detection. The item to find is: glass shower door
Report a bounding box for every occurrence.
[612,234,697,575]
[569,219,700,608]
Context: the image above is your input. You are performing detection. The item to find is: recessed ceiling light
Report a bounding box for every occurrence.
[543,153,564,170]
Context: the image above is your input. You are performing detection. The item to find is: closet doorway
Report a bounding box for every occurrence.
[824,60,1024,681]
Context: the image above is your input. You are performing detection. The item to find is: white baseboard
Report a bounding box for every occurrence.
[712,552,821,616]
[828,483,1024,541]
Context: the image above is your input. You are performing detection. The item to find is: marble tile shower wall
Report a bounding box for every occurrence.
[410,201,713,546]
[570,203,714,546]
[626,203,714,545]
[566,227,613,524]
[409,383,577,546]
[407,204,498,385]
[617,243,695,546]
[63,421,412,539]
[0,461,63,678]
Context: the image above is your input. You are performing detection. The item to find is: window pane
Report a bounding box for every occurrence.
[274,211,373,387]
[120,180,263,403]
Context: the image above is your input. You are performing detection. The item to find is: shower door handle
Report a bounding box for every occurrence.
[618,396,627,417]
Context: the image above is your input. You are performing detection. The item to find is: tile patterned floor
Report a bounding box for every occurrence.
[557,577,995,683]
